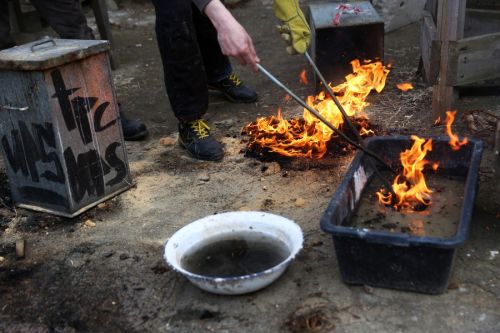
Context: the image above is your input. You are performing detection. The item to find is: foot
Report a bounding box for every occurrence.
[178,119,224,161]
[119,106,148,141]
[208,72,258,103]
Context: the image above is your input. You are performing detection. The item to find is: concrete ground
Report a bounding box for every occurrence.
[0,1,499,332]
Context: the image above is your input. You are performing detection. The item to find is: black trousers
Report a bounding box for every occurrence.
[0,0,94,50]
[151,0,232,122]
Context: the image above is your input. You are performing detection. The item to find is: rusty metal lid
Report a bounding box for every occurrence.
[310,1,383,29]
[0,38,110,71]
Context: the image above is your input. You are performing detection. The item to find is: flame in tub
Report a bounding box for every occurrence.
[242,60,390,159]
[377,135,435,210]
[445,111,468,151]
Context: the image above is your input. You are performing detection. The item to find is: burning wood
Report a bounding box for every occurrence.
[242,59,390,159]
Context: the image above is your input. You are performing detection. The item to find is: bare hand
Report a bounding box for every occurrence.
[205,0,260,72]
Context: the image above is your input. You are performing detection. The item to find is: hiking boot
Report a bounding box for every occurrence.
[178,119,224,161]
[208,72,258,103]
[119,106,148,141]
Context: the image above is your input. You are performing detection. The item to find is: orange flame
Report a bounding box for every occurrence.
[445,111,468,151]
[396,82,413,92]
[299,69,308,85]
[243,60,390,159]
[434,116,441,126]
[377,135,435,209]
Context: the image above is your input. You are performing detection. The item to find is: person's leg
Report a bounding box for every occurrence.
[191,3,231,84]
[191,3,257,103]
[152,0,208,122]
[151,0,223,160]
[0,0,15,50]
[29,0,94,39]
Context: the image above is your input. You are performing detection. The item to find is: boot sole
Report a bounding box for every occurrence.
[178,138,224,161]
[207,87,258,104]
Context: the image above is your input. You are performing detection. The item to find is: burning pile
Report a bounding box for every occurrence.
[242,60,390,159]
[377,111,468,210]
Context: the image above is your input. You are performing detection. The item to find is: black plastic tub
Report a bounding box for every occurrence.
[320,136,484,294]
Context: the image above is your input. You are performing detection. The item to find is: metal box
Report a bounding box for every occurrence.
[0,38,132,217]
[309,1,384,89]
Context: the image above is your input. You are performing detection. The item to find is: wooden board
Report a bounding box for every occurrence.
[464,9,500,38]
[420,10,440,84]
[496,120,500,198]
[432,0,466,121]
[452,32,500,86]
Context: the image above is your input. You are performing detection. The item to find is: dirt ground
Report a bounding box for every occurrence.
[1,1,499,332]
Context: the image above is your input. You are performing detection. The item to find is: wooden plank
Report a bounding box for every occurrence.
[425,0,439,22]
[453,32,500,86]
[467,0,500,11]
[495,120,500,195]
[432,0,467,121]
[420,11,440,84]
[464,9,500,38]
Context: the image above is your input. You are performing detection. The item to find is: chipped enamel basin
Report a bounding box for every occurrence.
[164,211,303,295]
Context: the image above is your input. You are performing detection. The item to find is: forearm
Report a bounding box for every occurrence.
[204,0,238,31]
[204,0,259,71]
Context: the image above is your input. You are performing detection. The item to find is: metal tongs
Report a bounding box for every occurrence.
[257,52,397,197]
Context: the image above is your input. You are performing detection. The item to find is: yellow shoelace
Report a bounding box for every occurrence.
[229,73,242,86]
[189,119,210,139]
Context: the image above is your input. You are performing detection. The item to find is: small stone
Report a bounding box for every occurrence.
[382,223,397,229]
[262,186,268,191]
[0,256,5,263]
[97,202,108,210]
[294,197,306,207]
[311,240,323,247]
[363,285,374,294]
[120,253,130,260]
[264,162,281,175]
[198,173,210,182]
[84,219,96,228]
[159,137,176,147]
[16,239,25,259]
[103,251,115,258]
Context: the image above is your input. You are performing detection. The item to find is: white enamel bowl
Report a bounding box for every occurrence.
[164,211,303,295]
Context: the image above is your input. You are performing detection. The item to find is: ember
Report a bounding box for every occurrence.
[377,135,435,210]
[396,82,413,92]
[299,69,308,85]
[242,60,390,159]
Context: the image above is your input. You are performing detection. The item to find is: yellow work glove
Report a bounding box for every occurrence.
[273,0,311,55]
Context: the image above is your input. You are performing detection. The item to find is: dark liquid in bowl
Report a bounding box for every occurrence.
[181,235,290,278]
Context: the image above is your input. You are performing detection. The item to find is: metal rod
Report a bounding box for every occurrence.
[257,63,393,171]
[257,63,397,200]
[304,52,364,143]
[304,52,399,197]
